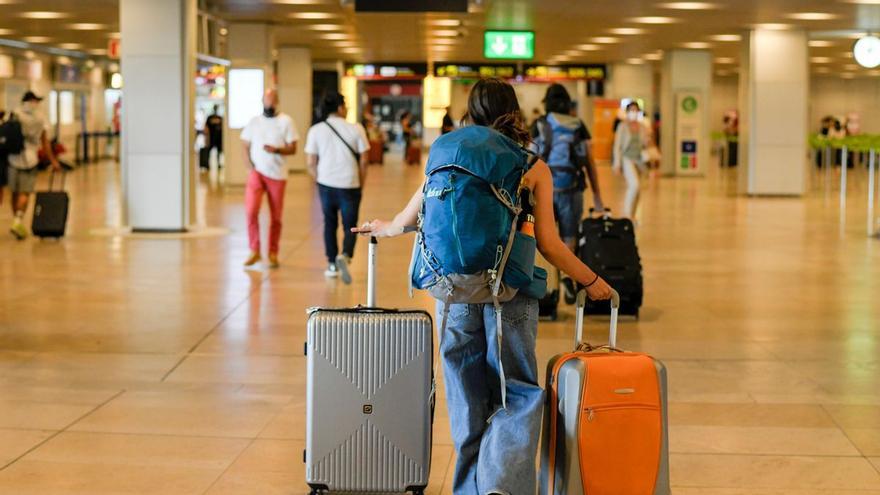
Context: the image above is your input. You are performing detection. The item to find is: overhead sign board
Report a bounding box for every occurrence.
[345,63,428,79]
[354,0,468,12]
[484,30,535,60]
[434,63,517,79]
[523,64,606,81]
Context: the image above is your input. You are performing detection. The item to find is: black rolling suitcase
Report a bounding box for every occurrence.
[32,171,69,238]
[578,209,643,317]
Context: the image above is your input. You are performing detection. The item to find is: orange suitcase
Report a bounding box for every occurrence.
[368,140,384,164]
[539,290,670,495]
[406,142,422,165]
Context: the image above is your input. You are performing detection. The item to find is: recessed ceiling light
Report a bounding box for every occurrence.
[107,32,121,39]
[710,34,741,42]
[427,19,462,27]
[563,50,583,57]
[576,44,601,51]
[429,38,459,45]
[715,57,735,63]
[67,23,106,30]
[21,36,52,43]
[810,56,832,63]
[318,33,352,40]
[753,23,792,30]
[786,12,839,21]
[628,16,678,24]
[808,40,835,47]
[609,27,646,35]
[340,47,362,53]
[643,52,663,60]
[681,41,711,49]
[627,58,645,64]
[20,11,67,19]
[656,2,718,9]
[58,43,83,50]
[589,37,620,44]
[219,27,229,36]
[288,12,337,19]
[306,24,344,31]
[814,66,831,73]
[88,48,107,55]
[0,28,13,35]
[430,30,461,37]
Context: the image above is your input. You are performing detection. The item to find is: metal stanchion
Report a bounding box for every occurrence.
[868,149,876,236]
[840,145,848,214]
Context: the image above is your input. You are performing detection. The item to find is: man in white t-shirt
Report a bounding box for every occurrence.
[240,88,299,268]
[305,92,369,284]
[7,91,60,240]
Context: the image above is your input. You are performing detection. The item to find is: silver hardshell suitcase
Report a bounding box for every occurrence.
[539,290,670,495]
[306,237,433,495]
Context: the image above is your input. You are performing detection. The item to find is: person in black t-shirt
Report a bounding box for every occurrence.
[205,105,224,167]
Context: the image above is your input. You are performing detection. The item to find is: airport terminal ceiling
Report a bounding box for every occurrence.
[3,0,880,73]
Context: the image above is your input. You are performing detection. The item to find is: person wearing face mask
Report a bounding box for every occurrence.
[240,88,299,268]
[7,92,60,240]
[613,101,649,219]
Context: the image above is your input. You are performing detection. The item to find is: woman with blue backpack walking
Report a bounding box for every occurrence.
[354,77,612,495]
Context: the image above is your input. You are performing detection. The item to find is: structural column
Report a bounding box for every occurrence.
[738,29,809,195]
[660,49,712,177]
[277,47,312,173]
[225,23,274,186]
[120,0,196,231]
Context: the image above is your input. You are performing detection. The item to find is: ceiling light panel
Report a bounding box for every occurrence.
[628,16,678,24]
[786,12,839,21]
[589,37,620,43]
[67,23,106,30]
[427,19,462,27]
[609,27,646,35]
[430,30,461,37]
[710,34,741,42]
[681,41,711,49]
[20,11,68,19]
[753,23,792,30]
[656,2,718,9]
[715,57,735,63]
[288,12,337,19]
[810,56,832,63]
[305,24,344,31]
[21,36,52,43]
[0,28,13,35]
[576,44,601,50]
[808,40,836,47]
[58,43,83,49]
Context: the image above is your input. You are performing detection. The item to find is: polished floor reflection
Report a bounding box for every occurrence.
[0,156,879,494]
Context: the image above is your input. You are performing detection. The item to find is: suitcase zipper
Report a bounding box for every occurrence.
[584,403,660,422]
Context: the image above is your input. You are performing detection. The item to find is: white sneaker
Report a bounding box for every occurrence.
[335,255,352,285]
[324,263,339,278]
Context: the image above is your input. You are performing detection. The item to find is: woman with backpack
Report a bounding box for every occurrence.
[354,77,612,495]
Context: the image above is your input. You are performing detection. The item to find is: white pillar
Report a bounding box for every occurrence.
[277,47,312,173]
[738,29,809,195]
[120,0,196,231]
[225,23,273,186]
[608,63,655,115]
[659,50,712,177]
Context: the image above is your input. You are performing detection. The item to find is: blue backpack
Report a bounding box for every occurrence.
[409,125,545,409]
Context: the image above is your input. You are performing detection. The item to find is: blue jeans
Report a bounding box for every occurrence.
[553,188,584,241]
[437,293,544,495]
[317,184,362,263]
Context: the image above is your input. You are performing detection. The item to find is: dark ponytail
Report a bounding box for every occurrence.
[465,77,529,145]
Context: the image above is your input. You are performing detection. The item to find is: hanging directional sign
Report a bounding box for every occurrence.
[484,31,535,60]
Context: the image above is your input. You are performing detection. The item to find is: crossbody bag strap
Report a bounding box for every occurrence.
[325,121,359,161]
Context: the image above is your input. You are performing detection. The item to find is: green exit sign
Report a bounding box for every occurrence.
[484,30,535,60]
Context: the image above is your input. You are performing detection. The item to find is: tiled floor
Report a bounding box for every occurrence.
[1,154,879,494]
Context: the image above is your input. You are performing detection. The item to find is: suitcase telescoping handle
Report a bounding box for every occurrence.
[367,236,377,307]
[588,207,612,219]
[574,288,621,348]
[48,170,66,191]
